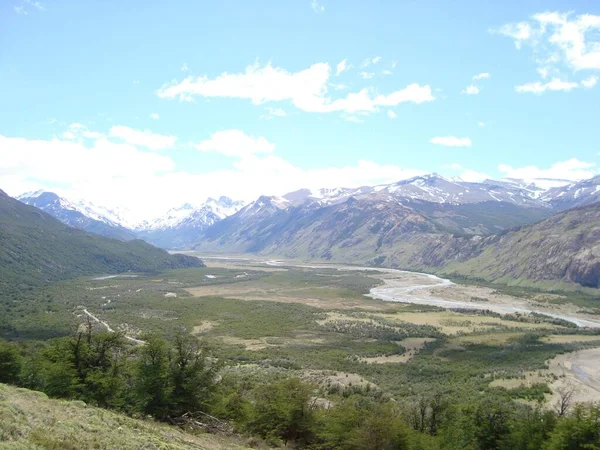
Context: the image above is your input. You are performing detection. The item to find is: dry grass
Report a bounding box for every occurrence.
[192,320,218,335]
[541,334,600,344]
[374,311,559,335]
[360,338,436,364]
[0,383,251,449]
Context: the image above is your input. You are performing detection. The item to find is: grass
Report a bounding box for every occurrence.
[0,383,251,449]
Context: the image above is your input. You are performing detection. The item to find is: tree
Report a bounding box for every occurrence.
[0,339,21,384]
[135,335,171,418]
[247,378,317,446]
[544,404,600,450]
[474,398,513,450]
[167,333,219,417]
[553,386,575,418]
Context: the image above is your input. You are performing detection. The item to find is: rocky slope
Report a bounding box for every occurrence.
[435,202,600,289]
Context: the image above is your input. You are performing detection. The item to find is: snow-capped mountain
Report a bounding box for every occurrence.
[135,196,246,249]
[16,173,600,250]
[18,191,136,241]
[278,174,562,209]
[540,175,600,210]
[143,196,246,231]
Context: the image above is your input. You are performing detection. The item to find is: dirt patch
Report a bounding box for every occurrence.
[303,370,376,390]
[541,335,600,344]
[360,338,436,364]
[374,311,560,335]
[219,334,325,351]
[192,321,218,335]
[547,347,600,405]
[453,332,525,345]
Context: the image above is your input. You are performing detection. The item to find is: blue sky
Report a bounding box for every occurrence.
[1,0,600,219]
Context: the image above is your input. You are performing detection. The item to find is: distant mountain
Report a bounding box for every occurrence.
[0,189,203,295]
[194,192,551,257]
[540,175,600,211]
[137,196,245,249]
[18,191,136,241]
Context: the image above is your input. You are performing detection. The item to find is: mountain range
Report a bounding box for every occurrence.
[14,173,600,289]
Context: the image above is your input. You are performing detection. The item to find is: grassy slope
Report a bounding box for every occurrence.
[0,189,203,295]
[0,383,249,449]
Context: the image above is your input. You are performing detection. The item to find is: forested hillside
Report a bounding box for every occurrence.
[0,189,203,296]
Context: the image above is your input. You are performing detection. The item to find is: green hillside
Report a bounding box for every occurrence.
[0,189,203,296]
[0,383,249,449]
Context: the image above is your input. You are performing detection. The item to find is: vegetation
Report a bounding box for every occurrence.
[0,190,202,297]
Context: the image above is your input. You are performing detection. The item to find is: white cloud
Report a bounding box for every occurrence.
[498,158,597,181]
[23,0,45,10]
[582,75,598,88]
[0,130,424,221]
[361,56,382,68]
[382,70,393,76]
[195,130,275,158]
[473,72,491,80]
[478,121,485,127]
[537,67,551,78]
[492,21,533,49]
[109,126,177,150]
[336,59,349,76]
[61,123,103,141]
[461,85,480,95]
[14,5,27,14]
[430,136,472,147]
[156,61,434,115]
[261,107,287,119]
[342,115,364,124]
[360,72,375,79]
[493,12,600,71]
[150,113,160,120]
[311,0,324,13]
[515,77,579,93]
[387,110,397,119]
[181,63,189,72]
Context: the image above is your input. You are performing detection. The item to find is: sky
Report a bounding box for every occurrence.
[1,0,600,221]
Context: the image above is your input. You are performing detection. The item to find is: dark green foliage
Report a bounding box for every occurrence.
[315,397,413,450]
[246,378,316,445]
[136,335,171,417]
[0,190,203,297]
[0,340,21,383]
[544,404,600,450]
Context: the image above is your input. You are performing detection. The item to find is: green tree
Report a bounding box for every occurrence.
[247,378,316,446]
[135,335,171,418]
[474,399,513,450]
[167,333,220,417]
[0,339,21,384]
[544,404,600,450]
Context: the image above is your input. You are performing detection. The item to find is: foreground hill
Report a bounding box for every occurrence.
[0,189,203,295]
[0,383,249,449]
